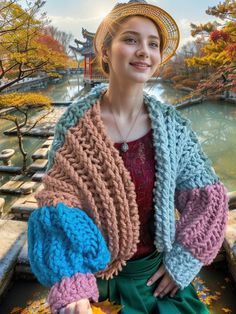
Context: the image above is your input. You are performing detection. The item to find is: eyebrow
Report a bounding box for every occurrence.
[120,30,160,41]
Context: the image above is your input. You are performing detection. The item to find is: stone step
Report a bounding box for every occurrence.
[10,184,43,220]
[224,209,236,283]
[27,159,48,173]
[41,139,53,149]
[0,180,37,195]
[0,219,27,299]
[15,242,34,279]
[31,148,49,160]
[31,171,45,182]
[0,166,22,174]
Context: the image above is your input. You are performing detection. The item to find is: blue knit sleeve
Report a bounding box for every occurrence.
[28,202,111,287]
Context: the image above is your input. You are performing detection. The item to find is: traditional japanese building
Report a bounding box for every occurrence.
[69,28,107,84]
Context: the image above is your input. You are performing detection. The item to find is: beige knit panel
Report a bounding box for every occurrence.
[36,100,140,279]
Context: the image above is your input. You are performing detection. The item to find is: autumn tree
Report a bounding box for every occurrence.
[0,0,70,92]
[186,0,235,68]
[182,0,236,99]
[44,25,74,55]
[0,92,52,172]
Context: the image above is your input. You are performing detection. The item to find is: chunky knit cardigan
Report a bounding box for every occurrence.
[28,84,228,313]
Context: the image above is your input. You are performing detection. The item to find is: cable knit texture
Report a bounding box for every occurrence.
[48,273,98,314]
[36,95,140,280]
[174,182,228,264]
[29,84,228,294]
[28,202,111,286]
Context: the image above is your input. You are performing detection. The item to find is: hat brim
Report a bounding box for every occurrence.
[93,2,180,65]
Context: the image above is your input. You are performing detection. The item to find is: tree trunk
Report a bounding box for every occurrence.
[15,119,28,173]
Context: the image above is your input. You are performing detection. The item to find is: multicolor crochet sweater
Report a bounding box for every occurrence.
[28,84,228,313]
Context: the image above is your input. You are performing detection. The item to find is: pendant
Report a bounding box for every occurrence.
[121,142,129,153]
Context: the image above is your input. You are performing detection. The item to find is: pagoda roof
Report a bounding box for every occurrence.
[70,27,96,56]
[82,28,95,39]
[69,45,94,56]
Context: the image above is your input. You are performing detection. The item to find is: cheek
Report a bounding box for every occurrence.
[110,44,133,62]
[152,51,161,65]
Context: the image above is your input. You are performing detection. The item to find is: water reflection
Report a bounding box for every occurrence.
[180,102,236,192]
[42,74,83,102]
[145,80,187,104]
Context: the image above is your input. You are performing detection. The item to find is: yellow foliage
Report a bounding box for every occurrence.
[92,299,122,313]
[0,92,52,108]
[67,58,79,69]
[0,1,71,89]
[10,298,122,314]
[222,308,232,313]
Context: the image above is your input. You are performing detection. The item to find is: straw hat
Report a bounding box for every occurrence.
[93,0,180,65]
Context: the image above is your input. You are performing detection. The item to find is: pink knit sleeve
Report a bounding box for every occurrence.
[174,181,228,264]
[48,273,99,314]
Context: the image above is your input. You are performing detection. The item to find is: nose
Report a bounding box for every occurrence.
[136,41,149,58]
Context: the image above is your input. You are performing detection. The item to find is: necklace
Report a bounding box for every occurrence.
[109,97,144,153]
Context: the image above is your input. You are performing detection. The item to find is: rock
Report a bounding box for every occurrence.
[224,209,236,283]
[0,149,15,166]
[0,219,27,298]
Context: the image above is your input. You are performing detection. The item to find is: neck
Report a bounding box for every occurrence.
[103,80,145,119]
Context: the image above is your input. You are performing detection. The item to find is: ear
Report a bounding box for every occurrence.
[101,47,110,63]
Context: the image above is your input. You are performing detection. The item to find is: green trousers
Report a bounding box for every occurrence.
[97,250,209,314]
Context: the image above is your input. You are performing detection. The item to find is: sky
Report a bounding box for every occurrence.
[42,0,222,48]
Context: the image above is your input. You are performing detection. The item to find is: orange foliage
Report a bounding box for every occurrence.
[210,30,230,43]
[38,34,65,53]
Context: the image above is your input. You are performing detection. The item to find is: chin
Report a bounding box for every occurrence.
[130,74,152,84]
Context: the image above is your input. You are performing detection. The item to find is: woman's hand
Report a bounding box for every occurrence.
[147,264,179,298]
[59,298,93,314]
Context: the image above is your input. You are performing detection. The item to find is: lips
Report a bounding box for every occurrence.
[130,62,151,68]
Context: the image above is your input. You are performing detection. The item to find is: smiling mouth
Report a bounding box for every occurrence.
[130,62,151,68]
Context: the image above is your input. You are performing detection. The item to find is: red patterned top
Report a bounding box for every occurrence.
[114,129,156,259]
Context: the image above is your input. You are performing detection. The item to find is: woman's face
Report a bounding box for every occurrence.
[103,16,162,84]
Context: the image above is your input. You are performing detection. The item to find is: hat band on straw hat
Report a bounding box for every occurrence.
[93,0,180,65]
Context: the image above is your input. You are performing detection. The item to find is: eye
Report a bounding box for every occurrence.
[149,42,159,48]
[124,38,137,44]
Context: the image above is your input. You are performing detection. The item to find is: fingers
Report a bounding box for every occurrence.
[170,286,179,298]
[59,299,92,314]
[65,302,77,314]
[154,276,176,298]
[147,264,166,286]
[148,264,179,299]
[75,299,92,314]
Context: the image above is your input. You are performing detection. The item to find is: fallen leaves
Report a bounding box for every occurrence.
[192,275,233,313]
[10,299,122,314]
[222,308,232,313]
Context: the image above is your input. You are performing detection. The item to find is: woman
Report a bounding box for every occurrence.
[27,1,228,314]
